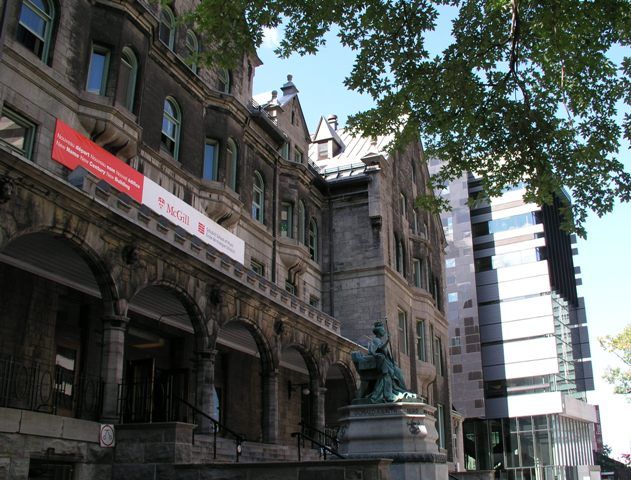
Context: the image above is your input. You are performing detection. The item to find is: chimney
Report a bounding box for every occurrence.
[280,74,298,95]
[327,114,338,130]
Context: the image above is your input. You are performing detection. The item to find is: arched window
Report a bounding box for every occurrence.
[252,171,264,223]
[159,6,176,50]
[17,0,54,61]
[119,47,138,111]
[308,218,318,262]
[218,68,231,93]
[185,31,199,73]
[298,200,306,244]
[161,97,181,159]
[226,138,238,191]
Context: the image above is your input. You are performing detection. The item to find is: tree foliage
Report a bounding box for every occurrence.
[188,0,630,235]
[599,323,631,400]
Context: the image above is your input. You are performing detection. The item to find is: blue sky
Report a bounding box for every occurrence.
[252,18,631,459]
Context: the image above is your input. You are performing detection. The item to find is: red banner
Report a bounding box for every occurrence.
[52,120,144,203]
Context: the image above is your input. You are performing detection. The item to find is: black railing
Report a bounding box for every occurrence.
[172,395,245,463]
[0,355,103,420]
[117,379,190,424]
[117,380,245,462]
[291,422,344,461]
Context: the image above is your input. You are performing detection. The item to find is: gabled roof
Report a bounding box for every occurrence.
[312,116,345,150]
[309,126,394,172]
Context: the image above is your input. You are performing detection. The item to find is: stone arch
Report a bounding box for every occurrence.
[218,315,275,374]
[0,227,120,306]
[128,279,209,345]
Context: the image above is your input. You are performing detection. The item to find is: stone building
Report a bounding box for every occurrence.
[0,1,451,478]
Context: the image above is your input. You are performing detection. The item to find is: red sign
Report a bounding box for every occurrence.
[52,120,144,203]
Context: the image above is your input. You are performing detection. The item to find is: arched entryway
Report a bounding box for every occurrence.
[279,345,319,444]
[214,319,273,443]
[120,284,202,424]
[0,231,116,421]
[324,362,356,435]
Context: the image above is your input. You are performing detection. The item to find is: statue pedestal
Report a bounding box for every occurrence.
[338,401,448,480]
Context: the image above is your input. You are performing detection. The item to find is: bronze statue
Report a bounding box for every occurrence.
[352,321,418,403]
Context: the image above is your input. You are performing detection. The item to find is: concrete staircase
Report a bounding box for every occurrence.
[191,434,323,463]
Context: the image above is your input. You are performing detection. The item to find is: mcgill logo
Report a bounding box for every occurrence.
[158,197,165,209]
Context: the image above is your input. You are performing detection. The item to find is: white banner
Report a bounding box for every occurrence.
[142,178,245,264]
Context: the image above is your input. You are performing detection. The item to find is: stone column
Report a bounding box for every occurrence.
[195,349,217,433]
[100,314,129,423]
[261,369,279,444]
[315,386,327,432]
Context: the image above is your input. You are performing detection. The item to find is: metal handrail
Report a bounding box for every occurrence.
[172,395,245,463]
[291,430,344,461]
[299,421,340,450]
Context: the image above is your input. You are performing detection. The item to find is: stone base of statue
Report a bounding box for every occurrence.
[337,400,448,480]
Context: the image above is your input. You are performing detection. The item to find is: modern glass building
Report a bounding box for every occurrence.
[429,164,599,480]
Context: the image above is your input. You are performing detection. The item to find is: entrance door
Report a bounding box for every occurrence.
[123,358,155,423]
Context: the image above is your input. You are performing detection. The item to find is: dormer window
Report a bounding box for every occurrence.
[317,142,328,160]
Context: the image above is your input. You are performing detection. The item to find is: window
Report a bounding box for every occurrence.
[445,258,456,269]
[218,68,231,93]
[252,171,264,223]
[285,281,296,295]
[202,139,218,180]
[308,218,318,261]
[159,6,176,50]
[226,138,238,190]
[0,107,36,159]
[447,292,458,303]
[412,209,419,234]
[434,336,444,376]
[416,319,426,361]
[309,296,320,308]
[317,142,328,160]
[161,97,181,159]
[17,0,54,61]
[395,238,405,275]
[279,142,289,160]
[413,258,424,288]
[400,193,407,218]
[398,309,409,355]
[119,47,138,110]
[251,260,264,276]
[294,148,303,164]
[298,201,306,244]
[280,202,293,238]
[86,44,110,95]
[185,31,199,73]
[437,403,446,449]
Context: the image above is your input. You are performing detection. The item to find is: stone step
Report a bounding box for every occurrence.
[191,435,323,463]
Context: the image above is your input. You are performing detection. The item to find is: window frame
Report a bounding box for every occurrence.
[252,171,264,223]
[119,47,138,111]
[159,6,176,50]
[298,200,306,244]
[416,319,426,362]
[202,139,219,181]
[185,30,199,73]
[294,148,304,164]
[437,403,446,449]
[250,260,265,277]
[280,202,294,238]
[161,96,181,160]
[0,106,36,159]
[218,68,231,94]
[86,44,110,95]
[17,0,54,62]
[308,218,318,262]
[226,138,238,191]
[398,309,409,355]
